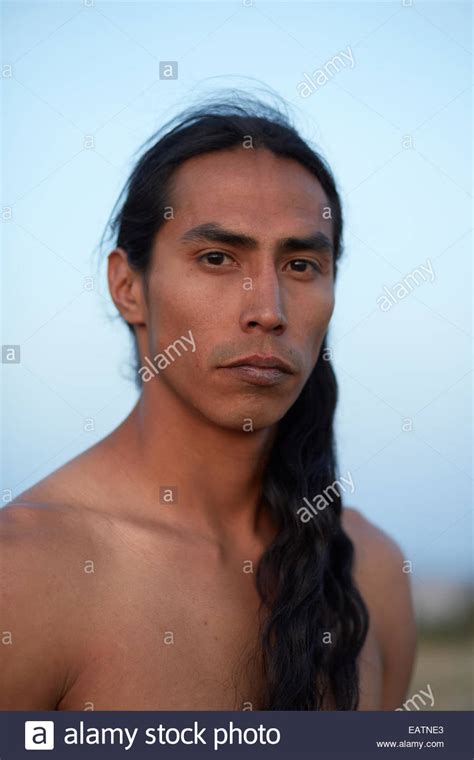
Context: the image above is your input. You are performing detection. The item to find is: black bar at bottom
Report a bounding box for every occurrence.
[1,710,472,759]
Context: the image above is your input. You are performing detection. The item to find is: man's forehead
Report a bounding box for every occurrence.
[168,148,330,208]
[163,149,334,242]
[168,186,333,238]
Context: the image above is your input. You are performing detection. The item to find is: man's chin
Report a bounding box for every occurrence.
[202,404,293,434]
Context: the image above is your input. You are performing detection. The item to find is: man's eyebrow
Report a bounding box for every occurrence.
[277,232,333,257]
[180,223,257,249]
[180,223,333,256]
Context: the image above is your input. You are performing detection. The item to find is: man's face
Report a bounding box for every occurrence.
[141,147,335,431]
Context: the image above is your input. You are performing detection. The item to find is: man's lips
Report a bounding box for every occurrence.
[217,354,297,387]
[219,354,296,374]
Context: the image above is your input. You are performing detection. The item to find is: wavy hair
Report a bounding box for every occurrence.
[102,93,369,709]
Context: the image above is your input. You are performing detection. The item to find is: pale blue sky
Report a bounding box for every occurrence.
[2,1,472,581]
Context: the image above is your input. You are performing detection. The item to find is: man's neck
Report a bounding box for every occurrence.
[108,380,278,546]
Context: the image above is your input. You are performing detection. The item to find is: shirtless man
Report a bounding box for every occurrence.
[1,100,416,711]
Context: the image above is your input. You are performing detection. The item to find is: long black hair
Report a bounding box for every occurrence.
[102,93,369,710]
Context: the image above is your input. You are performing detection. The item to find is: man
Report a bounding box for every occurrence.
[1,98,416,711]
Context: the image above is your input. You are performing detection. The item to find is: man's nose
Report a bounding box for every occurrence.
[239,268,288,336]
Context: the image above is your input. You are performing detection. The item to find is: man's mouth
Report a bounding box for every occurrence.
[218,354,296,387]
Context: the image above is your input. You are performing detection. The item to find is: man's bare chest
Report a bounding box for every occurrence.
[57,516,383,711]
[59,547,265,710]
[59,591,383,712]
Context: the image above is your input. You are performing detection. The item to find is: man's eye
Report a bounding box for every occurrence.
[286,259,321,273]
[199,251,233,266]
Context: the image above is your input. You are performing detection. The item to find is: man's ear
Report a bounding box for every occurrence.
[107,248,147,326]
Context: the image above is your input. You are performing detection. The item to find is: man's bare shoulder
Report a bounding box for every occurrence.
[11,433,115,512]
[2,445,129,592]
[0,499,98,709]
[0,462,110,598]
[342,506,404,568]
[341,505,413,624]
[0,499,95,555]
[342,506,417,709]
[0,425,140,709]
[1,447,116,657]
[11,424,138,530]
